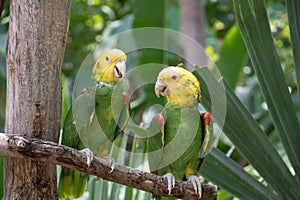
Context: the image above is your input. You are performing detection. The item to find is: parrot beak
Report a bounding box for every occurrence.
[113,58,126,78]
[155,78,169,97]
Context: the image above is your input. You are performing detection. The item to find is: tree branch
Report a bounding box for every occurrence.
[0,133,218,199]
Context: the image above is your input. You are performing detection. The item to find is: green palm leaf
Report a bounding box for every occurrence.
[233,0,300,178]
[198,68,299,199]
[196,0,300,198]
[202,148,278,200]
[286,0,300,96]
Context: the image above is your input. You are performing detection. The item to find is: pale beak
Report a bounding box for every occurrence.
[155,78,169,97]
[113,59,126,78]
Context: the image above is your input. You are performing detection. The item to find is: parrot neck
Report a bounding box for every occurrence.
[92,73,121,83]
[166,92,198,107]
[90,77,118,87]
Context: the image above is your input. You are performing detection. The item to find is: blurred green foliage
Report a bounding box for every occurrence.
[0,0,299,199]
[64,0,133,77]
[0,0,9,134]
[0,1,9,198]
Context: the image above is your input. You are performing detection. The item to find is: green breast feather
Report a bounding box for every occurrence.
[148,102,202,180]
[59,83,129,199]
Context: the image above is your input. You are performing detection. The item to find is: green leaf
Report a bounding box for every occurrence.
[124,186,133,200]
[286,0,300,96]
[133,0,166,28]
[233,0,300,180]
[217,26,247,88]
[132,0,167,65]
[61,74,71,127]
[202,148,278,200]
[197,67,299,199]
[109,183,120,200]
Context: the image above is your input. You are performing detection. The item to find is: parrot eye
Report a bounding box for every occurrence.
[105,56,110,62]
[171,75,178,81]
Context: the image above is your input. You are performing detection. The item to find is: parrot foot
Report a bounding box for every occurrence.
[102,156,115,173]
[80,148,94,168]
[187,175,202,199]
[163,173,176,195]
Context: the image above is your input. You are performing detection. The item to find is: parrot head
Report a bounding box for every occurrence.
[155,66,201,106]
[92,49,127,83]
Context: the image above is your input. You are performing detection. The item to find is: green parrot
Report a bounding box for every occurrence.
[148,65,212,199]
[58,49,129,199]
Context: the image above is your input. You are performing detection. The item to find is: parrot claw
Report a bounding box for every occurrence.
[80,148,94,168]
[103,156,116,173]
[187,175,202,199]
[163,173,176,195]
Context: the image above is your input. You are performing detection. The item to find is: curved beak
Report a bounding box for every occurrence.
[113,58,126,78]
[155,78,169,97]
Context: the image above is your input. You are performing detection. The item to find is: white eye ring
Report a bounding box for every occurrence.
[105,56,110,62]
[171,74,178,81]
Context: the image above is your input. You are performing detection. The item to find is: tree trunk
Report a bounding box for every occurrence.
[4,0,71,199]
[181,0,206,71]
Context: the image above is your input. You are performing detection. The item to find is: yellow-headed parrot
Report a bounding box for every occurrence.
[148,65,211,199]
[58,49,129,199]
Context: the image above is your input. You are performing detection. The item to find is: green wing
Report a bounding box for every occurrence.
[58,88,96,199]
[147,112,165,173]
[155,104,203,180]
[147,105,203,200]
[92,84,129,156]
[197,112,212,173]
[59,84,129,199]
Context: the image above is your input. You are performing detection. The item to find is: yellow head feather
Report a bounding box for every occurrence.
[92,49,127,83]
[155,66,201,106]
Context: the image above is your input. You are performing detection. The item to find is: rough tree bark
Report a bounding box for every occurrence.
[5,0,71,199]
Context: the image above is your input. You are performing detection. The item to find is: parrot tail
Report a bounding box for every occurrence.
[58,167,88,199]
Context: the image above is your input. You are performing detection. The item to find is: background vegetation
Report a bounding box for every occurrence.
[0,0,299,199]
